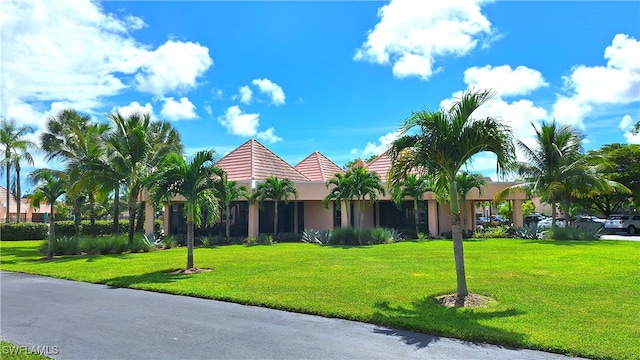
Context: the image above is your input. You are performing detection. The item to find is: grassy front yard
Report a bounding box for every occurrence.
[1,239,638,359]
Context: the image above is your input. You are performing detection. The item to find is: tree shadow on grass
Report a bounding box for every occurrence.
[371,297,526,350]
[523,240,611,246]
[103,269,193,289]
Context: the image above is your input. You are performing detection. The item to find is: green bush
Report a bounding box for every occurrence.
[39,236,80,256]
[439,229,474,240]
[53,220,131,236]
[543,227,598,241]
[275,232,300,243]
[39,234,153,256]
[473,226,511,239]
[1,223,49,240]
[330,227,400,245]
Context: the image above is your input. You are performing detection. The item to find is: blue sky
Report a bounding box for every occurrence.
[2,0,639,190]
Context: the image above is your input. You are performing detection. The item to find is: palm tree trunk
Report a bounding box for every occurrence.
[15,164,21,223]
[187,216,194,269]
[449,181,468,301]
[225,204,231,242]
[413,199,420,235]
[89,192,97,236]
[273,201,279,236]
[551,203,557,228]
[127,195,136,247]
[113,187,120,234]
[5,159,10,223]
[135,202,144,232]
[47,203,55,260]
[343,200,351,228]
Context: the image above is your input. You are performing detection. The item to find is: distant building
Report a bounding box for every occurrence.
[0,186,50,223]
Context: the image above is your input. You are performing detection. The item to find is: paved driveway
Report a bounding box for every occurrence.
[1,271,582,360]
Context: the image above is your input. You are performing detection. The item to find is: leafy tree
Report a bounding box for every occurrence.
[343,154,378,170]
[350,166,385,229]
[597,144,640,209]
[455,172,486,228]
[323,172,354,228]
[252,176,298,236]
[521,200,536,217]
[29,169,67,260]
[147,150,223,270]
[389,89,515,301]
[0,119,36,223]
[390,173,432,235]
[217,175,249,241]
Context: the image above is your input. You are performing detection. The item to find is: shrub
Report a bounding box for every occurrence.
[439,229,474,240]
[1,223,49,240]
[161,235,179,249]
[511,225,540,240]
[329,227,402,245]
[416,232,428,240]
[543,227,598,241]
[39,236,80,256]
[301,229,332,245]
[473,226,511,239]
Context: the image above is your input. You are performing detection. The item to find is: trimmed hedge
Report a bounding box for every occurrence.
[1,223,49,241]
[55,220,131,236]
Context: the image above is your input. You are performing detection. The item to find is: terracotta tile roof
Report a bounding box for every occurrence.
[364,150,393,180]
[215,139,310,181]
[294,151,345,182]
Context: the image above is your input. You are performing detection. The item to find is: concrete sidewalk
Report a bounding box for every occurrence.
[1,271,582,360]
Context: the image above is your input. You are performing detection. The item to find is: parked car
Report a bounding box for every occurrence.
[604,214,640,234]
[537,217,566,229]
[524,213,545,226]
[569,215,605,227]
[476,216,491,226]
[491,215,510,225]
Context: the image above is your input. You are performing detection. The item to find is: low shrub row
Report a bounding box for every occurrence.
[302,227,404,246]
[39,234,154,256]
[1,223,49,240]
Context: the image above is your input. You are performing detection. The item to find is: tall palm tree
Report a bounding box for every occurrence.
[146,150,223,270]
[323,172,354,228]
[350,166,385,229]
[217,175,249,241]
[29,169,67,260]
[390,173,433,235]
[252,176,298,237]
[455,172,486,229]
[389,89,515,301]
[106,112,183,246]
[495,121,606,227]
[7,149,35,223]
[0,119,36,223]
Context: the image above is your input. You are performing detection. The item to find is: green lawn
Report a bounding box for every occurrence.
[1,239,638,360]
[0,341,50,360]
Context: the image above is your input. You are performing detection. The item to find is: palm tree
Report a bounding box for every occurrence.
[217,175,249,241]
[390,173,433,235]
[29,169,67,260]
[0,119,36,223]
[455,172,486,229]
[146,150,223,270]
[7,149,35,223]
[252,176,298,237]
[350,166,385,229]
[41,109,110,235]
[389,89,515,301]
[106,112,183,246]
[323,172,354,228]
[495,121,606,227]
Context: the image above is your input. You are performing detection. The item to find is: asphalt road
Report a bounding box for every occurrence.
[1,271,582,360]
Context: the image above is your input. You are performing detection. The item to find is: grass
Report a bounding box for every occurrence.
[0,341,51,359]
[1,239,639,360]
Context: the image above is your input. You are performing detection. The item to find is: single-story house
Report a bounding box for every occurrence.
[142,139,526,237]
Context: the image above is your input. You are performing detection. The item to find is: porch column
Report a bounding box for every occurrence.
[248,202,259,237]
[293,201,299,233]
[145,201,154,235]
[428,200,438,237]
[512,199,524,228]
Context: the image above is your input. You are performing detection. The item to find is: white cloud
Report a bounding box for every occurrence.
[252,78,285,105]
[463,65,548,97]
[0,0,212,131]
[160,97,197,121]
[238,86,253,104]
[217,106,260,137]
[257,128,282,143]
[204,105,213,116]
[134,40,213,96]
[112,101,154,119]
[359,131,401,158]
[619,115,640,144]
[354,0,494,80]
[553,34,640,127]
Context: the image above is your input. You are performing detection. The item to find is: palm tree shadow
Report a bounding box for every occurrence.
[371,297,526,349]
[103,269,192,288]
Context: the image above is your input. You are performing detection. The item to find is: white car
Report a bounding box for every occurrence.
[537,217,566,229]
[604,214,640,235]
